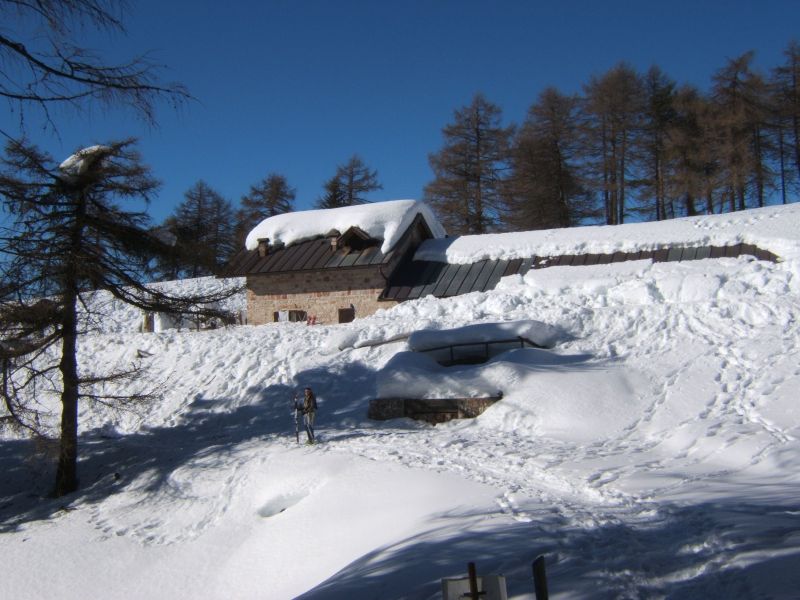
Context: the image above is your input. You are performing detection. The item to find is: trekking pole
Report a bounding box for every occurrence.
[292,395,300,443]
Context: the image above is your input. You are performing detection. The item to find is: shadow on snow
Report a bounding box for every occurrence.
[0,359,381,530]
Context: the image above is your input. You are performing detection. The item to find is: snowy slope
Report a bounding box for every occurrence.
[2,206,800,599]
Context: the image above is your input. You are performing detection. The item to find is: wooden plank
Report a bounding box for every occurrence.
[405,261,446,299]
[584,254,600,266]
[236,250,263,275]
[518,257,534,275]
[431,263,462,297]
[337,250,360,268]
[324,247,350,268]
[624,250,642,261]
[272,242,308,272]
[532,256,549,269]
[454,262,487,296]
[353,245,380,266]
[611,251,627,263]
[554,255,573,266]
[725,243,743,258]
[695,246,711,260]
[666,247,683,262]
[289,240,321,270]
[417,262,449,298]
[570,254,587,266]
[681,247,698,261]
[469,260,494,293]
[382,285,402,300]
[257,245,288,272]
[653,248,669,262]
[710,246,725,258]
[301,240,334,270]
[740,243,756,258]
[638,250,655,261]
[504,258,523,276]
[393,285,414,301]
[483,259,510,291]
[755,247,777,262]
[596,253,612,265]
[443,263,473,297]
[378,248,395,265]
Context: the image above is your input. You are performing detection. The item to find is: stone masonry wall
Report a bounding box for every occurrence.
[247,267,398,325]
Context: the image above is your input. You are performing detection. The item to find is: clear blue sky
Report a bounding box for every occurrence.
[3,0,799,223]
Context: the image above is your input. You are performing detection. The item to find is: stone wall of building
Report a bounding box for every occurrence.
[246,267,398,325]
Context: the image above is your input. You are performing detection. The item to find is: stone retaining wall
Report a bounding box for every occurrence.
[368,396,502,424]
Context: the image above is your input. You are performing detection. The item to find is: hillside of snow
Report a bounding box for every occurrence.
[2,205,800,599]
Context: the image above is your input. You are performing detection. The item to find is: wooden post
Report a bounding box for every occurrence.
[467,562,480,600]
[532,555,548,600]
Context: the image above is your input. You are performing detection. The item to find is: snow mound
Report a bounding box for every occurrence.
[244,199,446,253]
[407,319,564,351]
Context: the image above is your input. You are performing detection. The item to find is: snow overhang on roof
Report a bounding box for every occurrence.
[245,199,446,254]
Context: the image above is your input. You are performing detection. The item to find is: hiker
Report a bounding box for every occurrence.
[302,386,317,444]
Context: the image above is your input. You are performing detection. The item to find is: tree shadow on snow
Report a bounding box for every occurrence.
[297,491,800,599]
[0,360,386,531]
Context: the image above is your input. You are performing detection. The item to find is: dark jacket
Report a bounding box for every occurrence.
[303,389,317,414]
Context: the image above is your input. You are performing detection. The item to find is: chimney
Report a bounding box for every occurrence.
[257,238,269,257]
[326,229,341,250]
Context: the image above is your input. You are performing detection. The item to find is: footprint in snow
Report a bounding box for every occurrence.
[258,490,309,518]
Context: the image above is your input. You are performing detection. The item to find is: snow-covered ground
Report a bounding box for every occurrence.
[2,205,800,599]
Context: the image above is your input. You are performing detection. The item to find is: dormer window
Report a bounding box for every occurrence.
[337,226,377,252]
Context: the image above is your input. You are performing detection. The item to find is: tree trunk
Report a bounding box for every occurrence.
[752,125,765,208]
[53,190,86,497]
[54,299,80,496]
[792,61,800,181]
[619,129,627,225]
[779,127,788,204]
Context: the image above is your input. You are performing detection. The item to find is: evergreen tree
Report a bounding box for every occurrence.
[665,86,722,216]
[317,175,348,209]
[161,181,236,278]
[505,87,592,230]
[711,52,774,210]
[638,67,678,220]
[235,174,295,246]
[425,93,513,234]
[0,139,236,496]
[581,63,645,225]
[771,40,800,202]
[315,155,382,208]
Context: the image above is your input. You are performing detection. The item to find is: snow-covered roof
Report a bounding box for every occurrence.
[415,204,800,264]
[245,199,446,254]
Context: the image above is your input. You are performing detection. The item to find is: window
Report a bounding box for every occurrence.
[338,307,355,323]
[273,310,307,323]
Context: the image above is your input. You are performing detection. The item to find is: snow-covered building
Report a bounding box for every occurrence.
[225,200,446,325]
[226,200,787,325]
